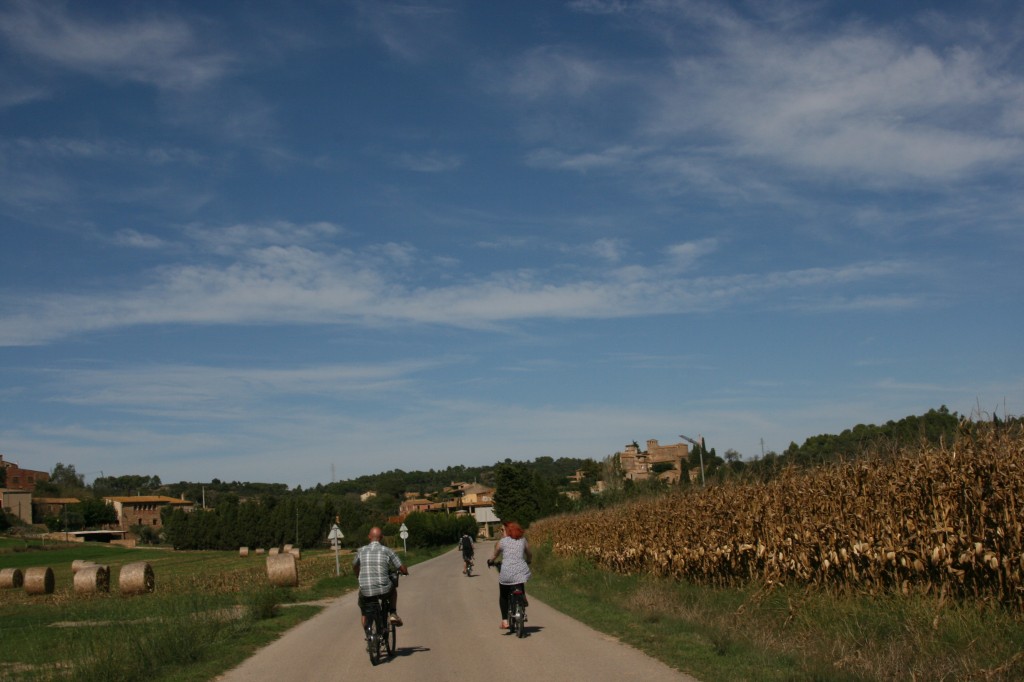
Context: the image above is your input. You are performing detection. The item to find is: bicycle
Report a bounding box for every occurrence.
[507,586,527,638]
[463,555,474,577]
[488,559,527,638]
[361,593,396,665]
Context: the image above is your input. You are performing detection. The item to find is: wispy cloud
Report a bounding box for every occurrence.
[184,221,345,255]
[0,0,234,91]
[51,359,441,417]
[391,151,463,172]
[5,136,206,165]
[0,229,920,346]
[665,238,718,270]
[502,46,610,100]
[0,82,49,109]
[518,1,1024,191]
[580,238,628,263]
[354,1,457,62]
[525,145,650,172]
[112,229,167,250]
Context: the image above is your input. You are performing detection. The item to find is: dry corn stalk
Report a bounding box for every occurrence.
[531,421,1024,610]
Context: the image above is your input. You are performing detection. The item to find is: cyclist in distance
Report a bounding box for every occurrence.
[353,527,408,628]
[459,531,475,574]
[489,521,531,629]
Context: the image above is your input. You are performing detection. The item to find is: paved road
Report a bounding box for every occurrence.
[216,541,698,681]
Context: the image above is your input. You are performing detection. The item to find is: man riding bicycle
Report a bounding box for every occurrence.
[459,531,475,574]
[353,527,408,629]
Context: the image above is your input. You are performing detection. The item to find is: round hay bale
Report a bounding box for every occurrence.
[72,560,98,573]
[239,546,250,557]
[255,548,265,555]
[268,547,280,556]
[288,547,301,560]
[119,561,155,595]
[74,565,110,594]
[266,553,298,587]
[24,566,55,595]
[0,567,24,589]
[283,544,293,552]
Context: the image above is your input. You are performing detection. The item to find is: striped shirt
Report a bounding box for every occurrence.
[353,541,403,597]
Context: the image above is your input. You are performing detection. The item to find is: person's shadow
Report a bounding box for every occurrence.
[391,645,431,659]
[504,625,544,638]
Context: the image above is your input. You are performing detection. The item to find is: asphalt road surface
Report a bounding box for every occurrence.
[216,541,698,682]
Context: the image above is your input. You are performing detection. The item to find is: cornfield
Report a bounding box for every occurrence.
[530,420,1024,610]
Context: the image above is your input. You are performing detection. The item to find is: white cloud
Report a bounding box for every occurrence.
[503,46,609,100]
[0,1,234,91]
[51,360,440,417]
[0,83,49,109]
[184,221,344,255]
[113,229,167,249]
[355,1,457,62]
[525,145,650,172]
[0,236,922,346]
[518,2,1024,190]
[678,34,1024,182]
[585,238,628,263]
[392,152,463,173]
[665,238,718,269]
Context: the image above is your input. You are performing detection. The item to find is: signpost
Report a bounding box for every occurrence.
[399,523,409,553]
[328,523,344,576]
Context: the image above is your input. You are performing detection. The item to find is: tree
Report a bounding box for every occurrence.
[72,498,118,528]
[50,462,85,489]
[600,453,624,491]
[493,462,556,528]
[94,474,162,496]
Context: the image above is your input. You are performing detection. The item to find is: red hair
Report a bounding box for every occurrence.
[503,521,524,539]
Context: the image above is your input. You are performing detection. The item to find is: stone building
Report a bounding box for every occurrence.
[31,497,81,524]
[619,439,690,483]
[1,489,34,524]
[104,495,195,530]
[0,453,50,491]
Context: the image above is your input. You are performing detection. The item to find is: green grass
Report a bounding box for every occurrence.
[0,539,446,681]
[528,544,1024,682]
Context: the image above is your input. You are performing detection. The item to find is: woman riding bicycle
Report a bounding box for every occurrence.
[490,521,531,630]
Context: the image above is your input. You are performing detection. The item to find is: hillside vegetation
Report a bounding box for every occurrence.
[530,418,1024,610]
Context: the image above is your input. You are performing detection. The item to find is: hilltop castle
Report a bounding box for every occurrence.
[619,439,691,483]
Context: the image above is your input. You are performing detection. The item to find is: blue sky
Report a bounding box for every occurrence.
[1,0,1021,488]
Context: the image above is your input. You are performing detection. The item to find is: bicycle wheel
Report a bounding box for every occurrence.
[515,605,526,638]
[385,619,396,655]
[368,617,381,666]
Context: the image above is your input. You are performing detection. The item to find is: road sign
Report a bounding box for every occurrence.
[328,524,344,575]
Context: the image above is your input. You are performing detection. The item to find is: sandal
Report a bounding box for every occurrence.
[500,620,509,629]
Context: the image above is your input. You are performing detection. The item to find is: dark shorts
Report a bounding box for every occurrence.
[358,589,393,614]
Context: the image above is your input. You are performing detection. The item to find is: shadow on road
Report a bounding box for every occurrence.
[502,626,544,638]
[392,645,431,658]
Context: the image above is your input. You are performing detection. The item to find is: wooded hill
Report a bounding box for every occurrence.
[9,407,996,550]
